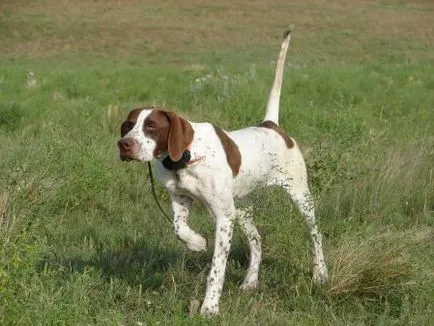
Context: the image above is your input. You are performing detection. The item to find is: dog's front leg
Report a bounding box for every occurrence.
[200,200,236,316]
[170,193,207,252]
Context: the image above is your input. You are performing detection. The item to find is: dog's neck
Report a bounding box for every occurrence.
[159,150,192,170]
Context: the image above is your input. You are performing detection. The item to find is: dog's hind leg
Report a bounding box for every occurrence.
[270,155,328,284]
[237,206,262,290]
[284,180,328,284]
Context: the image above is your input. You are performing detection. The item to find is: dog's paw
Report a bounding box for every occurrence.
[313,264,328,285]
[239,280,258,291]
[200,303,219,317]
[186,234,207,252]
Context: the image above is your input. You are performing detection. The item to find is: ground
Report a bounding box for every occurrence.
[0,0,433,325]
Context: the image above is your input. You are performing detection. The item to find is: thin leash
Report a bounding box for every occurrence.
[147,162,173,226]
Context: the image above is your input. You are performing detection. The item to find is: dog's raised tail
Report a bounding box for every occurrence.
[263,25,295,125]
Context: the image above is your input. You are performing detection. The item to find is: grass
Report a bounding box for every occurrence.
[1,0,433,325]
[1,0,434,65]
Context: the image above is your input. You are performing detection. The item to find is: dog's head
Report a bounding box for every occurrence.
[118,106,194,162]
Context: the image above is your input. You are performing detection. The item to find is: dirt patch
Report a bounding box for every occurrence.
[1,0,433,64]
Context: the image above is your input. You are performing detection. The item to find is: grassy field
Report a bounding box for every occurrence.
[1,0,433,324]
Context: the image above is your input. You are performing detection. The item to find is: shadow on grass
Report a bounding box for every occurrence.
[36,236,211,289]
[36,233,307,292]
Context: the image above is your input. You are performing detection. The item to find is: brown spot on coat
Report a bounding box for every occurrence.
[213,125,241,177]
[164,111,194,161]
[127,108,145,122]
[143,109,171,157]
[120,108,145,137]
[258,120,294,148]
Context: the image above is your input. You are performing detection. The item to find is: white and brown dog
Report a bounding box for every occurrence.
[118,27,328,316]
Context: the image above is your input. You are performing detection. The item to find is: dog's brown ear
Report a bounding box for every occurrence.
[164,111,194,161]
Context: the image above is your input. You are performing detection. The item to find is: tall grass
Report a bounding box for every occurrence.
[1,0,433,323]
[0,60,432,324]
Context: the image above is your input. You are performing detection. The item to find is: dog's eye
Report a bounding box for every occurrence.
[143,122,156,132]
[121,121,134,137]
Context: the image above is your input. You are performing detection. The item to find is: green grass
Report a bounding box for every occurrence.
[1,0,434,325]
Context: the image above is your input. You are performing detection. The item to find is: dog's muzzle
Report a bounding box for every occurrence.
[118,138,138,161]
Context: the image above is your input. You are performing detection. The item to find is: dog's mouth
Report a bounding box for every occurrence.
[119,151,147,162]
[120,154,134,162]
[118,138,142,162]
[119,148,139,162]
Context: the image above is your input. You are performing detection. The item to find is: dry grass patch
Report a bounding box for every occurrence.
[1,0,433,64]
[0,192,8,228]
[328,228,433,300]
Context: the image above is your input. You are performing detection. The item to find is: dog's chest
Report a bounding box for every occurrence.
[155,164,206,199]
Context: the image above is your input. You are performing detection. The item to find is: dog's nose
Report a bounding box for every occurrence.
[118,138,134,150]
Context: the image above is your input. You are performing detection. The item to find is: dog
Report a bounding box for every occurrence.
[118,27,328,316]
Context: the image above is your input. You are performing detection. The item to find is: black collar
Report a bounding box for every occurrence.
[161,150,192,171]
